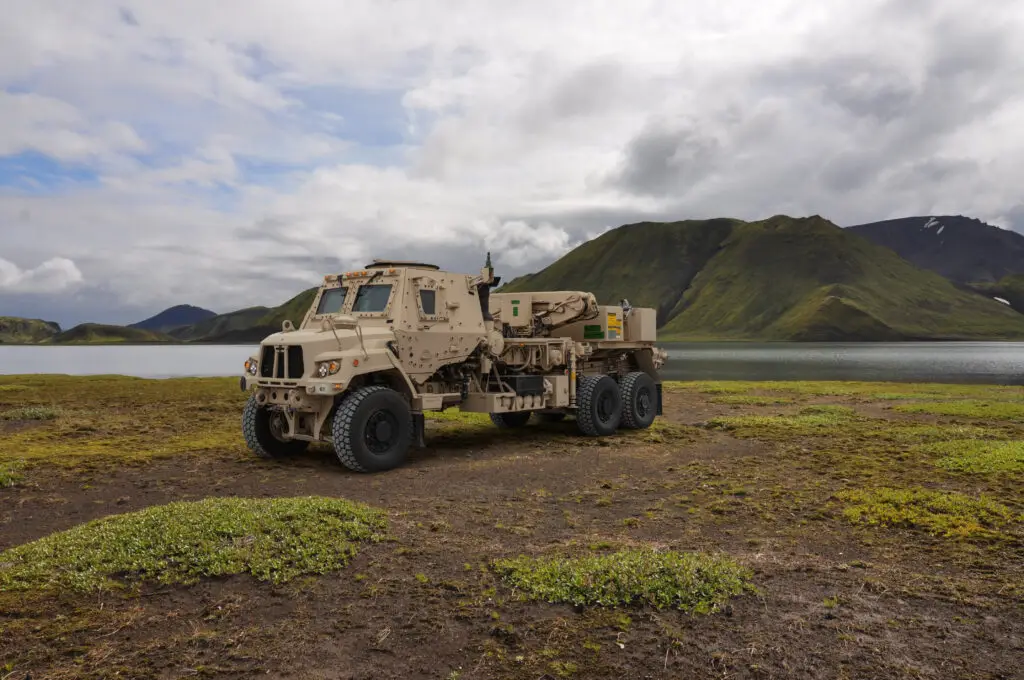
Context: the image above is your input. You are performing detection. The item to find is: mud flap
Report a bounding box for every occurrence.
[413,412,426,447]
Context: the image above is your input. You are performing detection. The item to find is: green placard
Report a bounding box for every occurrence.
[584,324,604,339]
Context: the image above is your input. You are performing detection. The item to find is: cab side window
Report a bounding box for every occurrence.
[419,289,436,315]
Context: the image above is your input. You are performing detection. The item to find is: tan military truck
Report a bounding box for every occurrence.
[240,255,667,472]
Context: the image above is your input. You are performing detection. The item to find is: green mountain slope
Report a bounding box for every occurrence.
[178,288,318,343]
[502,215,1024,341]
[501,219,739,325]
[0,317,61,343]
[966,274,1024,315]
[169,306,270,342]
[49,324,176,344]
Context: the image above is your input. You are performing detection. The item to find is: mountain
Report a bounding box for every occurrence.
[500,215,1024,341]
[0,317,61,343]
[846,216,1024,284]
[49,323,176,344]
[130,304,217,333]
[169,306,270,342]
[967,274,1024,315]
[173,288,318,343]
[500,218,738,326]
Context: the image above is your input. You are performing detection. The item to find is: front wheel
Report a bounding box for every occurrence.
[332,385,413,472]
[575,374,622,436]
[242,394,309,459]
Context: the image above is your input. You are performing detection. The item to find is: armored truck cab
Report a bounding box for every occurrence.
[241,256,666,472]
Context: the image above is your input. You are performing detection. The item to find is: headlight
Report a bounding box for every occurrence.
[317,360,341,378]
[244,358,258,375]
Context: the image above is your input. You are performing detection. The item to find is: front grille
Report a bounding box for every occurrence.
[258,345,305,379]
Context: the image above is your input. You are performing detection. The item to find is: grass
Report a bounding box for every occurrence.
[0,461,24,487]
[0,405,62,421]
[894,400,1024,422]
[834,487,1019,540]
[0,496,388,592]
[709,394,794,405]
[707,404,863,437]
[671,380,1024,401]
[0,375,250,468]
[491,548,753,613]
[914,440,1024,474]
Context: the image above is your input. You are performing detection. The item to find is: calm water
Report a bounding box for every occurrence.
[0,342,1022,384]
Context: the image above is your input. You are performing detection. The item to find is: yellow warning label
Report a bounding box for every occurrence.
[607,312,622,332]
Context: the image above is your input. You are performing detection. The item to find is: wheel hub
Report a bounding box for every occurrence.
[637,389,651,417]
[365,409,398,454]
[597,392,614,421]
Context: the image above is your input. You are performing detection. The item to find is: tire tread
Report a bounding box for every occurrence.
[332,385,411,472]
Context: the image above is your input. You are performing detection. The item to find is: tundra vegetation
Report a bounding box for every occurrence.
[0,375,1021,678]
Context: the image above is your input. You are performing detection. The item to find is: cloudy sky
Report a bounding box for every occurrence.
[2,0,1023,327]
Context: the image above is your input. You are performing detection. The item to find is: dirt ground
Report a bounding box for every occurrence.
[1,377,1022,680]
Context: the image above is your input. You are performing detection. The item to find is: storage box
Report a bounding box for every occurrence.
[625,307,656,342]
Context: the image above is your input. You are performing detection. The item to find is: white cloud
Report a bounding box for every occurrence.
[1,0,1024,325]
[0,257,83,293]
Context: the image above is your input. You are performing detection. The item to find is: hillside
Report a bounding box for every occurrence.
[967,274,1024,315]
[501,215,1024,341]
[169,306,270,342]
[130,305,217,333]
[0,317,61,343]
[502,219,739,325]
[49,324,176,344]
[847,215,1024,284]
[175,287,318,343]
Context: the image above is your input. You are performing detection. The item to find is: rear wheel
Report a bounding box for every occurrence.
[490,411,532,428]
[332,386,413,472]
[619,371,657,430]
[575,374,622,436]
[242,394,309,459]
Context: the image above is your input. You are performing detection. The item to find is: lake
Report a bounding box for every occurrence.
[1,342,1022,384]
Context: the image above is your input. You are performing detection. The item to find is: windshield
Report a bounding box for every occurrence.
[352,284,393,313]
[315,287,348,315]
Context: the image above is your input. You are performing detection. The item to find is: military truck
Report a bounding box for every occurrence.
[240,255,667,472]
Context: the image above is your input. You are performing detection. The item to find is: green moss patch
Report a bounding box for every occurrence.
[0,460,24,487]
[425,407,491,426]
[707,405,863,437]
[0,375,250,468]
[894,400,1024,422]
[492,548,753,613]
[835,487,1019,540]
[709,395,795,405]
[668,380,1023,401]
[0,406,62,421]
[915,440,1024,474]
[0,496,388,592]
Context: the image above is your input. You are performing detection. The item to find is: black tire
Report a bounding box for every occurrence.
[537,411,566,423]
[242,394,309,459]
[331,385,413,472]
[490,411,532,428]
[619,371,657,430]
[575,374,622,436]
